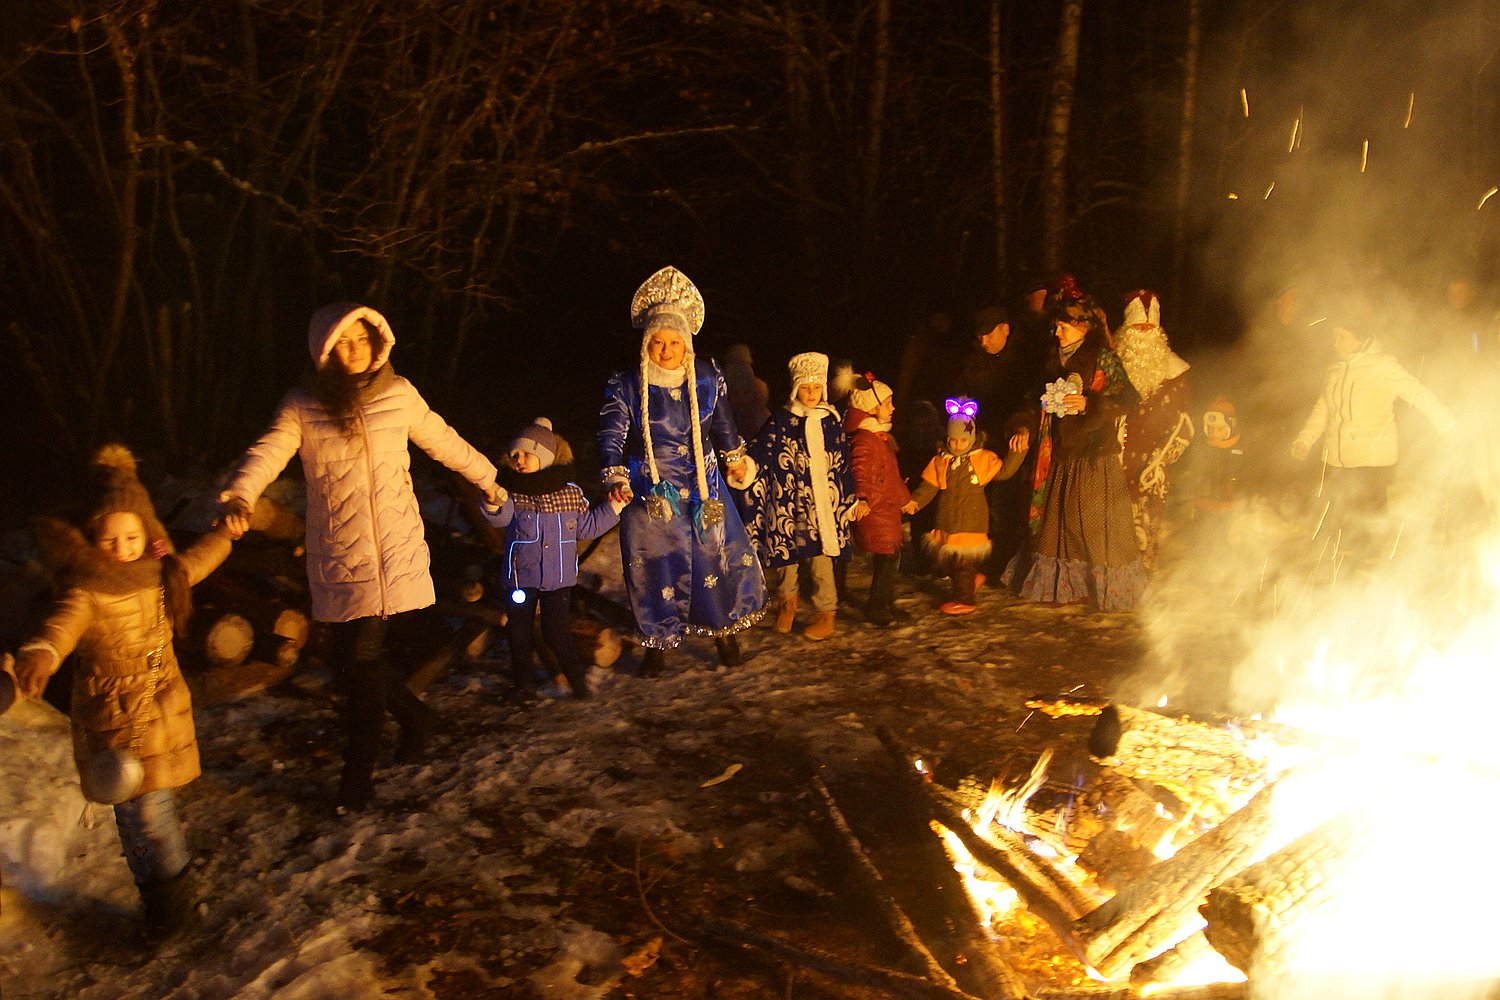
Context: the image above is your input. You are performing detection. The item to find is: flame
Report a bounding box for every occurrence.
[931,820,1020,928]
[1224,521,1500,995]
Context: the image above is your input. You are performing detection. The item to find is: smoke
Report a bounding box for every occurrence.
[1117,6,1500,994]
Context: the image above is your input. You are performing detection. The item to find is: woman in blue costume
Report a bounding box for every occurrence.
[599,266,766,675]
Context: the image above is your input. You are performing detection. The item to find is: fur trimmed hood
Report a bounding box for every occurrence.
[32,516,193,636]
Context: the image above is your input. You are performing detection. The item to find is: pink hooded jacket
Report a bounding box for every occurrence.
[222,304,497,622]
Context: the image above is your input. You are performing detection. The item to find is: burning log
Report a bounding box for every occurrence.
[1072,775,1331,980]
[1088,705,1266,828]
[876,728,1090,959]
[697,918,989,1000]
[810,776,985,996]
[1198,814,1365,977]
[1033,984,1246,1000]
[1127,931,1219,990]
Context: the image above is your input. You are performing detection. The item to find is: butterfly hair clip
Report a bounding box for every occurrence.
[944,397,979,419]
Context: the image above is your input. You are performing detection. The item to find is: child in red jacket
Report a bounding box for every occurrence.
[842,373,911,627]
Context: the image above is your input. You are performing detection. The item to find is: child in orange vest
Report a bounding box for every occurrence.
[903,398,1028,614]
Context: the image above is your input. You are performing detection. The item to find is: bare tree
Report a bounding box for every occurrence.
[1042,0,1082,274]
[1170,0,1202,306]
[989,0,1008,291]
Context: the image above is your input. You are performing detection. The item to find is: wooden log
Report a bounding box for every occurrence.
[697,918,990,1000]
[196,658,295,707]
[1199,815,1364,977]
[267,608,310,669]
[571,584,638,631]
[810,776,980,996]
[1088,705,1266,828]
[203,613,254,669]
[876,728,1089,962]
[1072,774,1332,980]
[1128,931,1220,990]
[247,492,304,542]
[1034,983,1246,1000]
[571,616,623,668]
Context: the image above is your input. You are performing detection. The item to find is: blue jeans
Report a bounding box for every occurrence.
[114,788,189,885]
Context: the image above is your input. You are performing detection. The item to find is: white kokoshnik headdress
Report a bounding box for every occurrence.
[630,266,724,528]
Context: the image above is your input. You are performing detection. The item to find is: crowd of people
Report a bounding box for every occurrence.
[0,262,1472,938]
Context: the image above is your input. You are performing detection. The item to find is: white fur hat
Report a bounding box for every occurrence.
[787,352,829,402]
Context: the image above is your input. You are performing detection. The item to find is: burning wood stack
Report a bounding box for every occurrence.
[706,700,1433,999]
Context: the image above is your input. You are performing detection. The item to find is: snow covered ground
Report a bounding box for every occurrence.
[1,526,1168,1000]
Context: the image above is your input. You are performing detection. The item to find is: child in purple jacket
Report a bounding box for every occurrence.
[482,418,626,698]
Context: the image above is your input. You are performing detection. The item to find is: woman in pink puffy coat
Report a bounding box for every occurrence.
[220,303,503,812]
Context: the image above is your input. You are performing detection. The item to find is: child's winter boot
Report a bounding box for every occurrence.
[803,610,837,641]
[774,597,798,634]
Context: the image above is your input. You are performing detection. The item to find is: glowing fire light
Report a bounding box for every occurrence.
[1360,140,1369,173]
[1264,181,1275,200]
[1240,88,1250,117]
[1404,91,1415,128]
[1479,186,1498,210]
[931,820,1019,928]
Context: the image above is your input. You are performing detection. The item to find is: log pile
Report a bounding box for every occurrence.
[1199,815,1366,977]
[722,701,1385,998]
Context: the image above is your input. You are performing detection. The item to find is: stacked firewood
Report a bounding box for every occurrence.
[696,703,1403,998]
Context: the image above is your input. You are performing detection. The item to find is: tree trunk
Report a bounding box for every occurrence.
[860,0,891,252]
[989,0,1008,292]
[1169,0,1202,309]
[1041,0,1083,275]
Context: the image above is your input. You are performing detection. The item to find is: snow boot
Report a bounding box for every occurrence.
[639,648,666,678]
[714,636,742,668]
[774,597,799,634]
[140,866,198,937]
[335,759,376,813]
[803,610,837,641]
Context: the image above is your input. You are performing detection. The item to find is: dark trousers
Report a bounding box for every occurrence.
[328,614,431,777]
[867,552,900,620]
[506,586,587,695]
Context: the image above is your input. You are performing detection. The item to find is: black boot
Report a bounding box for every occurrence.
[714,635,742,668]
[560,660,592,699]
[336,758,375,813]
[865,553,900,627]
[639,647,666,678]
[140,866,198,937]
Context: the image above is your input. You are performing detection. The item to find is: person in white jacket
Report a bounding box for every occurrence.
[1290,323,1454,561]
[220,303,504,812]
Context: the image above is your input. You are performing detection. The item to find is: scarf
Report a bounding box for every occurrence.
[789,402,842,557]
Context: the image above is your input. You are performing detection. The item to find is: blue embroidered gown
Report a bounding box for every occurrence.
[598,358,766,648]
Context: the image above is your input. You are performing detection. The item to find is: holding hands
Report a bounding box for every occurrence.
[215,496,252,540]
